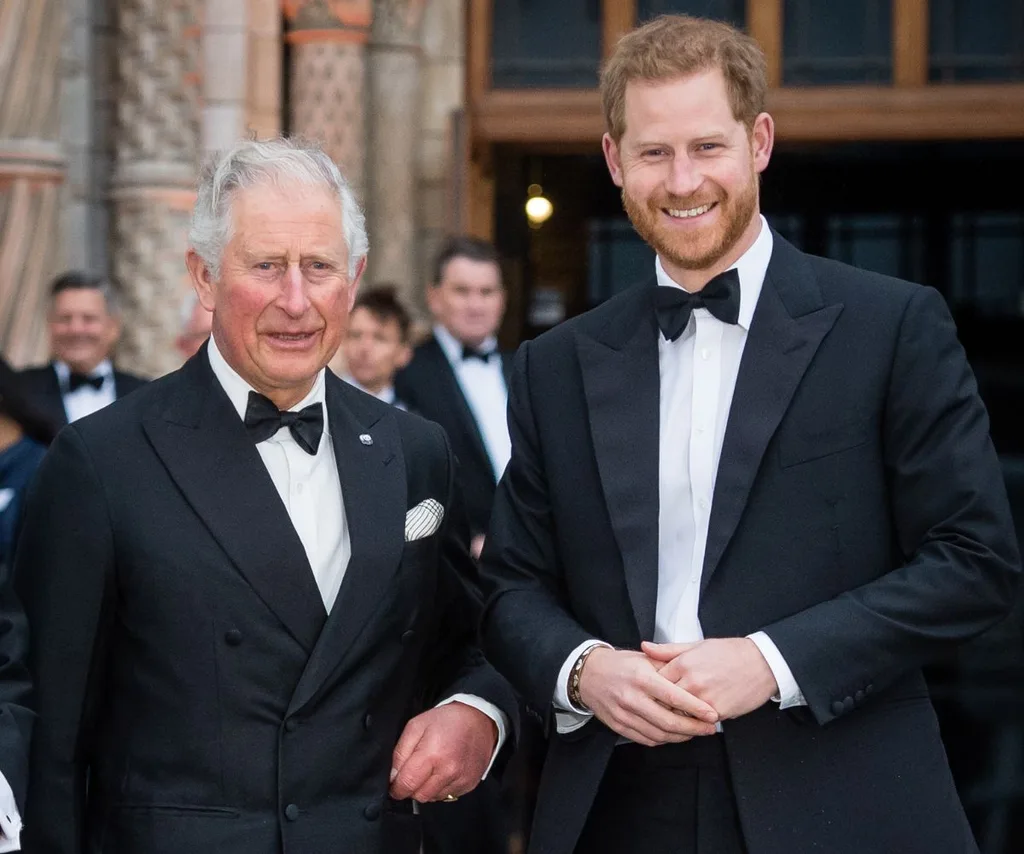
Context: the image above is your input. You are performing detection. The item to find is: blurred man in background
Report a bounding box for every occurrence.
[342,286,412,409]
[18,272,146,426]
[395,237,510,560]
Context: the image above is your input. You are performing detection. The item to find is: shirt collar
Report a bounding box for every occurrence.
[342,375,396,405]
[654,214,773,332]
[434,324,498,366]
[54,359,114,385]
[206,334,329,436]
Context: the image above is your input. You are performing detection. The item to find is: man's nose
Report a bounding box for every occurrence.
[664,154,704,199]
[279,265,311,316]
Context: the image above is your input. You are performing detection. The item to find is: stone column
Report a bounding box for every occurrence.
[202,0,249,158]
[0,0,66,366]
[416,0,465,317]
[366,0,425,301]
[111,0,201,378]
[285,0,372,200]
[247,0,283,138]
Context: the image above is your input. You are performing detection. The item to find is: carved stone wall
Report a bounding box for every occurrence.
[111,0,201,377]
[366,0,425,305]
[286,0,372,199]
[0,0,66,366]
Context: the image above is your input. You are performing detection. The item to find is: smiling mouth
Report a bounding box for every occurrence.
[268,332,317,342]
[664,202,717,219]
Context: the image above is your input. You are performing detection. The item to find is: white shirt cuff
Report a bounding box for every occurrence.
[0,769,21,851]
[437,694,508,780]
[747,631,807,709]
[552,639,611,734]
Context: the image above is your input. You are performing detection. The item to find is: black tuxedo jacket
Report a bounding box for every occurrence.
[395,336,513,536]
[15,347,516,854]
[0,568,31,816]
[479,234,1021,854]
[17,362,147,429]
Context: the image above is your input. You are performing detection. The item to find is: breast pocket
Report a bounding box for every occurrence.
[778,417,869,468]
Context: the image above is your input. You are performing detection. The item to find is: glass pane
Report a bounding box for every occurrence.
[949,213,1024,316]
[825,214,925,282]
[587,219,655,306]
[636,0,745,27]
[929,0,1024,82]
[492,0,602,89]
[783,0,893,85]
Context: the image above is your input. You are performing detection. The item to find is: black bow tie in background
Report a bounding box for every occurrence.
[655,268,741,342]
[462,345,496,363]
[67,372,106,392]
[243,391,324,456]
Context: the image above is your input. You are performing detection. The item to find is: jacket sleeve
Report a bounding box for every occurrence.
[764,286,1021,724]
[15,426,117,854]
[419,423,520,754]
[478,343,595,722]
[0,561,32,815]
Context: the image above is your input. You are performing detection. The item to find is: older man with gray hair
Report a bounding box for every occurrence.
[17,136,516,854]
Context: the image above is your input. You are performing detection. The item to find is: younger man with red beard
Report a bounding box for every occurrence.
[478,14,1018,854]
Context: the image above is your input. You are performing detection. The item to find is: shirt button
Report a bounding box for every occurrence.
[285,718,298,733]
[224,630,243,646]
[696,425,706,434]
[285,803,300,821]
[699,498,709,510]
[690,575,699,585]
[700,348,710,361]
[295,483,304,494]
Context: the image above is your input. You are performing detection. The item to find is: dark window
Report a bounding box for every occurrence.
[491,0,602,89]
[948,213,1024,316]
[636,0,745,27]
[783,0,893,85]
[929,0,1024,82]
[826,214,926,282]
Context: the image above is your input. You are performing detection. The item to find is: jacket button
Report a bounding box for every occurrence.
[364,801,382,821]
[854,689,865,704]
[224,630,243,646]
[363,714,373,730]
[831,700,845,716]
[285,718,298,733]
[401,630,415,644]
[285,803,300,821]
[865,683,875,694]
[843,696,855,713]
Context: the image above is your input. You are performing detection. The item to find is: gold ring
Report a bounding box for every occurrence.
[443,794,459,803]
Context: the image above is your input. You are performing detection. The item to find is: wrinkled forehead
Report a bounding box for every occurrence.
[228,182,347,250]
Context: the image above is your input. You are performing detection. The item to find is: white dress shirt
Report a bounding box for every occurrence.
[553,217,806,733]
[209,337,506,775]
[0,772,20,850]
[341,375,406,410]
[434,325,511,481]
[55,359,116,423]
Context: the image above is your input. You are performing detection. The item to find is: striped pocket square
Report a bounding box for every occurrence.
[404,499,444,542]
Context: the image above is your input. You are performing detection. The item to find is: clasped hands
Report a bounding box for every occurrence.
[577,638,779,746]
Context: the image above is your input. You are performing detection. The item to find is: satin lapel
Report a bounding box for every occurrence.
[700,242,843,594]
[424,338,493,476]
[576,285,661,642]
[288,376,406,715]
[141,351,326,652]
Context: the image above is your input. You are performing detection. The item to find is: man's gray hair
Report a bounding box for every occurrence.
[188,137,368,280]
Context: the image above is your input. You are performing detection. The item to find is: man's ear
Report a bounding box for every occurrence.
[347,256,368,311]
[186,250,216,311]
[602,133,625,188]
[395,343,412,371]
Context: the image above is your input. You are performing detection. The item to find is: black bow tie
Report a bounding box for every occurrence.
[67,372,106,392]
[462,345,496,363]
[655,268,741,342]
[243,391,324,456]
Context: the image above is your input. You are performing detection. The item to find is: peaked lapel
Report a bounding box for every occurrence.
[576,284,661,642]
[700,236,843,594]
[422,338,494,478]
[288,375,406,715]
[141,347,327,652]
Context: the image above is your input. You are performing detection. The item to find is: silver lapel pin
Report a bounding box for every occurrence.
[359,434,373,446]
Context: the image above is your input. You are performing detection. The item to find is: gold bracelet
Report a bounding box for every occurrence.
[568,644,601,712]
